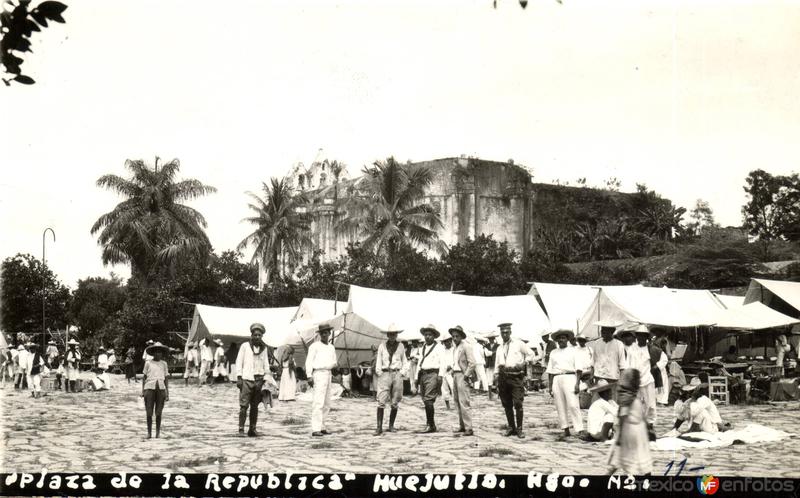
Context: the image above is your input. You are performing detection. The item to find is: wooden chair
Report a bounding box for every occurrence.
[708,376,729,405]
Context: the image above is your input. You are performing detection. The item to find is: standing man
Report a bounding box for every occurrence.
[618,326,658,440]
[214,339,228,382]
[15,344,28,390]
[45,340,59,368]
[235,323,273,437]
[482,332,499,397]
[407,340,421,395]
[494,322,533,438]
[448,325,475,436]
[590,320,626,397]
[199,338,214,385]
[440,337,454,410]
[306,324,337,437]
[472,336,490,396]
[547,329,584,438]
[414,324,447,433]
[183,342,198,386]
[65,339,81,392]
[574,335,594,384]
[373,324,407,435]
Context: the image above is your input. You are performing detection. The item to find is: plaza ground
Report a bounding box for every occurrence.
[2,375,798,477]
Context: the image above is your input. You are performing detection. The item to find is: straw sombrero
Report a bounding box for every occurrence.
[145,342,170,356]
[382,323,403,334]
[419,324,441,338]
[67,339,79,346]
[551,329,575,341]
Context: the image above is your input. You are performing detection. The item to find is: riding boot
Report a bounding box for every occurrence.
[427,404,436,431]
[503,406,516,436]
[238,407,248,433]
[248,407,259,435]
[374,407,384,436]
[515,407,525,438]
[388,407,398,432]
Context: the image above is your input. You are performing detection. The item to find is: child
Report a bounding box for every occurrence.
[141,342,170,439]
[608,368,652,475]
[55,355,65,390]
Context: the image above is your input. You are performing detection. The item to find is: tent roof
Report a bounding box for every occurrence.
[291,298,346,322]
[188,304,299,347]
[712,301,799,331]
[744,279,800,314]
[577,286,725,338]
[713,294,745,308]
[529,282,643,332]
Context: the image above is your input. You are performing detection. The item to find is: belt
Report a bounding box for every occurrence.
[453,370,463,374]
[553,372,576,376]
[384,369,400,372]
[420,369,439,373]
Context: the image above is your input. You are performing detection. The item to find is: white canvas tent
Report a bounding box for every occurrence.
[711,301,799,331]
[291,298,346,322]
[577,286,726,339]
[187,304,299,348]
[528,282,643,333]
[744,279,800,316]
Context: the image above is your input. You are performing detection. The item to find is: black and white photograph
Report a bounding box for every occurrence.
[1,0,799,496]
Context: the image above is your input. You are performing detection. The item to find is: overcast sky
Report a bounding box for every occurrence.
[2,0,799,288]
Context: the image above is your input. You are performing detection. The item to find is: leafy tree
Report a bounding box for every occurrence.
[742,170,800,259]
[336,157,446,265]
[650,246,754,289]
[238,177,312,287]
[91,157,216,281]
[567,262,648,286]
[442,235,524,295]
[1,0,67,85]
[0,253,71,340]
[68,275,126,348]
[632,184,686,241]
[687,199,718,235]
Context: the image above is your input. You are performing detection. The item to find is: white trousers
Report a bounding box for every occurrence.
[311,370,332,432]
[474,364,489,391]
[28,374,42,393]
[638,382,657,425]
[552,374,583,431]
[441,373,454,401]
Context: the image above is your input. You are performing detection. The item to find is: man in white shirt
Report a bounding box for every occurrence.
[619,327,657,438]
[199,338,215,385]
[589,320,626,398]
[373,324,407,436]
[45,340,59,367]
[65,339,82,393]
[15,344,28,390]
[440,337,454,410]
[448,325,476,436]
[482,332,499,392]
[413,324,448,433]
[306,324,338,437]
[471,336,490,396]
[97,347,109,371]
[236,323,274,437]
[407,340,420,395]
[183,342,199,385]
[671,379,727,434]
[584,382,617,441]
[546,329,584,437]
[494,323,533,438]
[574,336,593,379]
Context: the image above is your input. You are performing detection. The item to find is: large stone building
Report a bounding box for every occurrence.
[258,155,669,287]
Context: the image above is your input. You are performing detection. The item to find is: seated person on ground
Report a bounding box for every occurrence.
[671,378,728,434]
[583,381,617,441]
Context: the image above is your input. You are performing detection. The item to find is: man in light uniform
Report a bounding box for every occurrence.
[414,324,448,433]
[448,325,475,436]
[306,324,338,437]
[494,323,534,438]
[373,324,407,435]
[589,320,625,398]
[547,329,584,437]
[65,339,81,392]
[199,338,214,385]
[235,322,276,437]
[440,336,454,410]
[15,344,28,390]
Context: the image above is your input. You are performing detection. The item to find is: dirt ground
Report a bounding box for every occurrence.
[2,374,798,477]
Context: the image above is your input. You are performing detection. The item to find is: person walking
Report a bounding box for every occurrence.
[277,345,297,402]
[607,369,652,475]
[45,341,59,368]
[618,326,658,440]
[414,324,448,433]
[141,342,170,439]
[199,338,214,385]
[494,323,534,438]
[183,342,199,386]
[235,323,274,437]
[373,324,407,436]
[213,339,228,382]
[26,343,46,398]
[65,339,81,393]
[306,324,337,437]
[547,329,584,438]
[448,325,475,437]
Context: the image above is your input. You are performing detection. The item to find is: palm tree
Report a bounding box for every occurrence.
[91,157,216,280]
[237,177,312,287]
[335,156,446,263]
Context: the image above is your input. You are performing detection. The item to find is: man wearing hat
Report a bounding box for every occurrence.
[481,332,499,390]
[184,342,199,386]
[618,326,658,440]
[45,340,59,368]
[670,377,727,434]
[305,323,338,437]
[199,338,215,385]
[494,323,535,438]
[235,323,273,437]
[143,339,155,363]
[448,325,476,436]
[373,324,408,435]
[440,336,454,410]
[583,382,617,441]
[214,339,228,382]
[413,324,448,433]
[14,344,28,390]
[590,320,626,397]
[407,340,421,396]
[25,343,46,398]
[546,329,584,437]
[97,347,109,372]
[65,339,81,393]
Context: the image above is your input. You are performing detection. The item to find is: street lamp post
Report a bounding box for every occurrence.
[42,227,56,350]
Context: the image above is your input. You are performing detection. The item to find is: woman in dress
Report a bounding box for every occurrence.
[277,345,297,401]
[141,342,170,439]
[608,368,652,475]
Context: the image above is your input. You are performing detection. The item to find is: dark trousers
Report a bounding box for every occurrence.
[498,373,525,430]
[144,386,166,435]
[239,377,264,430]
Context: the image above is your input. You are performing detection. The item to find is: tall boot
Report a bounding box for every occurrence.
[373,407,384,436]
[248,407,260,436]
[146,415,153,439]
[388,407,398,432]
[515,406,525,438]
[503,406,516,436]
[427,404,437,432]
[238,407,247,436]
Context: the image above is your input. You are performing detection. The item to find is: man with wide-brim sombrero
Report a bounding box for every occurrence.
[413,324,447,433]
[141,342,170,438]
[447,325,476,436]
[65,338,81,393]
[306,323,338,437]
[494,322,535,438]
[582,381,617,441]
[546,329,585,437]
[45,340,59,367]
[25,343,45,398]
[372,323,407,436]
[235,323,275,437]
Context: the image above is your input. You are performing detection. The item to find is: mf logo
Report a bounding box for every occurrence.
[696,475,720,495]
